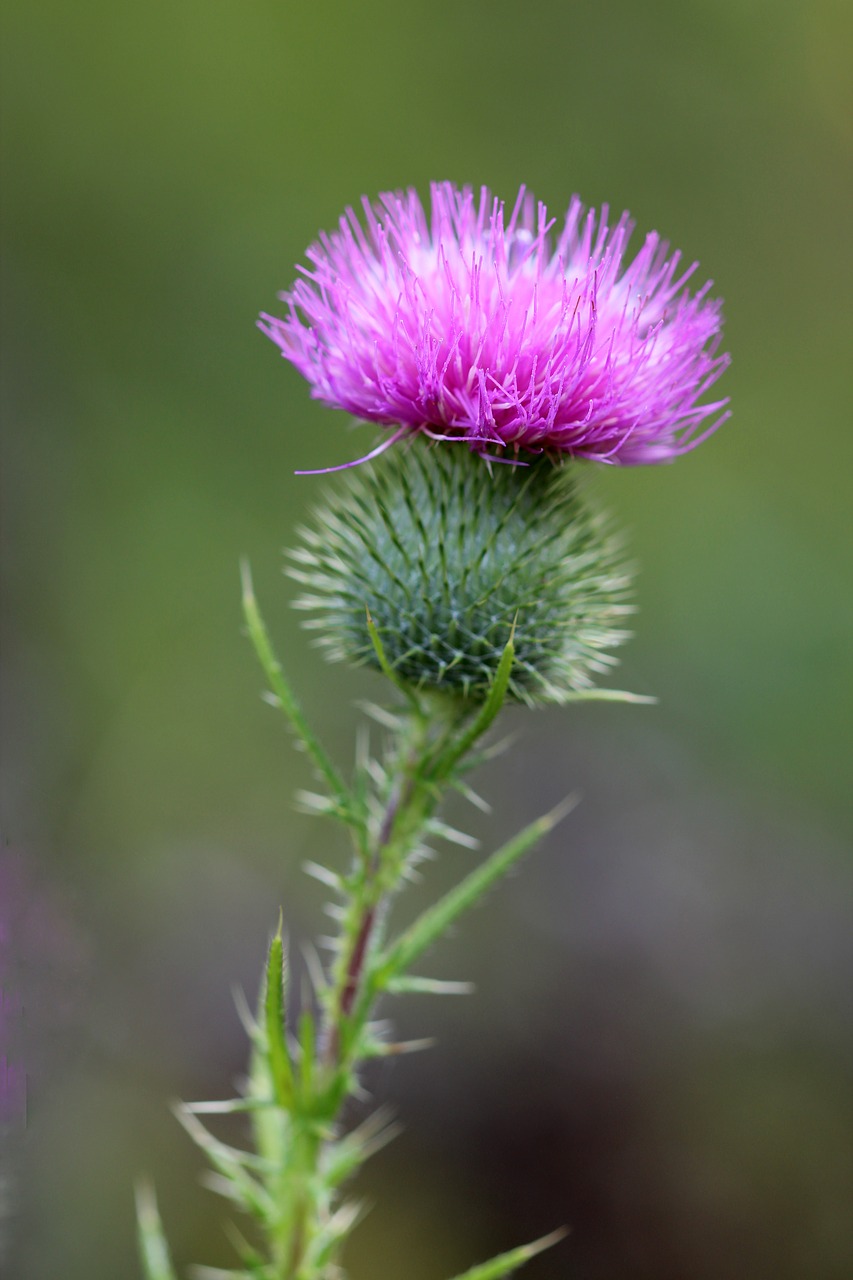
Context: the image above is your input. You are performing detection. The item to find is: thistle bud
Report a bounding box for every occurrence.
[289,441,634,704]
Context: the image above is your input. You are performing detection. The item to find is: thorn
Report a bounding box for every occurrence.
[523,1226,571,1256]
[542,792,581,832]
[356,699,403,730]
[231,984,258,1039]
[239,557,254,604]
[428,819,481,850]
[134,1178,158,1226]
[380,1037,437,1056]
[300,941,328,998]
[183,1098,271,1115]
[303,860,342,891]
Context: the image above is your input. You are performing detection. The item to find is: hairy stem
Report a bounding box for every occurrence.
[323,701,450,1067]
[139,589,577,1280]
[284,706,452,1273]
[271,685,516,1276]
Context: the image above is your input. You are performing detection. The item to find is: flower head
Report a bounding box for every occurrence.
[261,183,729,468]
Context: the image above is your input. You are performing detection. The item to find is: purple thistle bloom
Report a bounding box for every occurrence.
[260,183,729,469]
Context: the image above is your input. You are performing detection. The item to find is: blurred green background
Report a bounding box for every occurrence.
[2,1,852,1277]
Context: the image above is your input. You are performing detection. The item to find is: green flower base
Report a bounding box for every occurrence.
[290,437,634,703]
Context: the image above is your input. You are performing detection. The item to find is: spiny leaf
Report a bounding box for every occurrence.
[264,917,295,1109]
[240,560,351,809]
[366,606,422,710]
[247,999,286,1170]
[135,1181,179,1280]
[445,1228,568,1280]
[374,796,578,990]
[427,628,516,782]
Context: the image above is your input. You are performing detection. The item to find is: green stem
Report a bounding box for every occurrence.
[270,673,521,1278]
[142,586,576,1280]
[322,705,434,1068]
[280,705,450,1275]
[273,1122,322,1280]
[230,599,560,1279]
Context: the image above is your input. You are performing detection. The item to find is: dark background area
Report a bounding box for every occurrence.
[2,1,851,1277]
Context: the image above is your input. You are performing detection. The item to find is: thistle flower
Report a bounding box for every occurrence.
[261,182,729,469]
[290,440,633,703]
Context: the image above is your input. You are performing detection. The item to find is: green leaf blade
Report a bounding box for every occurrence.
[365,606,422,710]
[241,560,350,809]
[446,1228,568,1280]
[427,630,516,783]
[374,796,578,991]
[264,920,295,1110]
[135,1182,179,1280]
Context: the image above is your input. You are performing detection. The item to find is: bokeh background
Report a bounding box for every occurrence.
[2,1,852,1277]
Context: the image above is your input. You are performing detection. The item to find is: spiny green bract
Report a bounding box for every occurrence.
[289,440,634,704]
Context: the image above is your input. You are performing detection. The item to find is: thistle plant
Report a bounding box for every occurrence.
[137,184,728,1280]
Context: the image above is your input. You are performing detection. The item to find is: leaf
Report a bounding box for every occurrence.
[240,560,351,810]
[374,797,578,990]
[135,1181,179,1280]
[426,627,516,783]
[365,606,422,710]
[247,1022,285,1171]
[264,917,295,1109]
[445,1228,568,1280]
